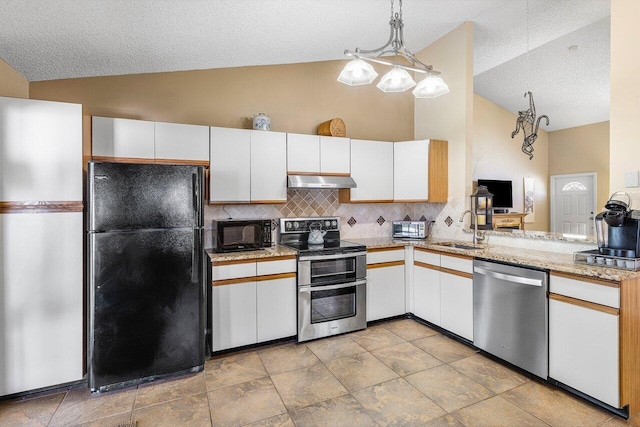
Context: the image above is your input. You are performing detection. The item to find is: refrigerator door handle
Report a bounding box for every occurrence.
[192,230,201,284]
[192,173,199,220]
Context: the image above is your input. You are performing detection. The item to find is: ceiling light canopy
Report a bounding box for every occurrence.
[337,0,449,98]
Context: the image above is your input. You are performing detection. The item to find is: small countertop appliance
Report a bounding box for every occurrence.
[595,192,640,258]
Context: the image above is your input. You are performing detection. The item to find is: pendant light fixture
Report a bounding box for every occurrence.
[337,0,449,98]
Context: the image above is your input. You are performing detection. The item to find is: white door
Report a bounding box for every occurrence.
[551,173,596,235]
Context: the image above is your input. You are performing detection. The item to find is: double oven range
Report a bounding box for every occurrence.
[279,217,367,342]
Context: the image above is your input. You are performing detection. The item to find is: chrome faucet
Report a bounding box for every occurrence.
[459,210,485,245]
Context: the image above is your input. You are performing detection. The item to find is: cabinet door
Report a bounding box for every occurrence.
[394,140,429,201]
[155,122,209,162]
[320,136,350,174]
[413,265,441,325]
[287,133,320,174]
[210,127,251,203]
[367,265,405,321]
[92,116,155,160]
[0,97,82,201]
[257,277,297,342]
[0,212,83,395]
[211,281,257,352]
[350,139,394,202]
[251,131,287,203]
[440,272,473,341]
[549,298,619,408]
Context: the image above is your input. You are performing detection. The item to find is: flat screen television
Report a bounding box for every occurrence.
[477,179,513,210]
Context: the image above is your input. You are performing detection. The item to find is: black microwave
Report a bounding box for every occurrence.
[212,219,272,252]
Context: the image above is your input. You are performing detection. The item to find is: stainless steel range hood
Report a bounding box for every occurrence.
[288,175,357,189]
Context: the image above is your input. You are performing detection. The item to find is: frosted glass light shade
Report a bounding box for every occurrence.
[413,75,450,98]
[337,59,379,86]
[376,67,416,92]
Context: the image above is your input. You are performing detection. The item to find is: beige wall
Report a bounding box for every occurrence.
[610,0,640,193]
[548,121,610,210]
[414,22,474,201]
[29,60,413,142]
[472,94,549,231]
[0,58,28,99]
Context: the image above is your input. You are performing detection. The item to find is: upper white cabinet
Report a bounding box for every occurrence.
[0,97,83,201]
[92,117,209,164]
[320,136,350,174]
[92,117,155,160]
[345,139,394,202]
[210,127,251,203]
[287,134,350,175]
[287,133,320,173]
[210,128,286,204]
[154,122,209,162]
[250,130,287,203]
[394,140,429,201]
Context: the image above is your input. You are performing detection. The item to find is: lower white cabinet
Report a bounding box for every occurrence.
[549,297,619,408]
[440,272,473,341]
[367,264,406,321]
[211,281,257,352]
[211,256,296,352]
[257,277,297,342]
[413,263,441,325]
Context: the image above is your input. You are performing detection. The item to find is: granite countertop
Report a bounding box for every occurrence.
[347,237,640,282]
[206,245,297,263]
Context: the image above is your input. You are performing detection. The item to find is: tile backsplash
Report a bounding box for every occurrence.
[204,189,449,245]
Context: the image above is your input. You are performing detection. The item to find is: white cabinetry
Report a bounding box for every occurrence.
[366,248,405,321]
[320,136,350,174]
[251,130,287,203]
[0,97,83,396]
[394,140,429,201]
[549,274,620,408]
[154,121,209,162]
[211,256,296,352]
[348,139,394,202]
[92,116,155,160]
[93,117,210,164]
[287,133,320,173]
[287,134,350,175]
[412,249,473,341]
[210,127,251,203]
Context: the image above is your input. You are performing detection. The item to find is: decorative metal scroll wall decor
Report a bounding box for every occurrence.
[511,91,549,160]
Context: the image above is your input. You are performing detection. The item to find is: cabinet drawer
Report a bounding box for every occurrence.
[256,258,296,276]
[213,261,257,281]
[367,248,405,264]
[414,248,440,266]
[440,255,473,274]
[550,274,619,308]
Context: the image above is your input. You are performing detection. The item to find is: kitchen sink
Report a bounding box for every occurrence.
[432,242,485,251]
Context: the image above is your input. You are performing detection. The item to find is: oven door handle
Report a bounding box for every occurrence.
[299,279,367,293]
[298,251,367,262]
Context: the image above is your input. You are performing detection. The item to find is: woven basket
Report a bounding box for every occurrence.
[317,118,346,137]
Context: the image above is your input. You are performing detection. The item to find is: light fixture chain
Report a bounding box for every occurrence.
[399,0,403,20]
[390,0,394,19]
[526,0,530,91]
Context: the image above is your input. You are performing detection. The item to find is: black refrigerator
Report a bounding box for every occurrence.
[87,161,206,392]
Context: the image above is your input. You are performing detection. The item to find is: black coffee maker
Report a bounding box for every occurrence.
[595,192,640,257]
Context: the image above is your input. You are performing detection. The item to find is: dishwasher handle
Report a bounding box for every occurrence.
[473,266,543,287]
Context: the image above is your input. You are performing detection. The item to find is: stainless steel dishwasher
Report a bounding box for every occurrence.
[473,258,549,379]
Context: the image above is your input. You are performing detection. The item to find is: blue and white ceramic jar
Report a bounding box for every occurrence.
[253,113,270,131]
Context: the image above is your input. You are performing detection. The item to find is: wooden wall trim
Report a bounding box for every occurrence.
[155,158,210,167]
[209,201,251,205]
[255,272,296,282]
[0,201,84,214]
[212,277,255,286]
[367,260,405,269]
[551,271,620,288]
[249,200,287,204]
[440,252,474,261]
[414,261,440,271]
[440,266,473,279]
[91,156,155,164]
[414,247,441,255]
[549,292,620,316]
[393,199,429,203]
[428,139,448,203]
[620,276,640,415]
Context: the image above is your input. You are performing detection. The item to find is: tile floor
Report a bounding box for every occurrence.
[1,318,639,426]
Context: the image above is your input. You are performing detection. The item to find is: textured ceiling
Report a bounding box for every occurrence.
[0,0,610,130]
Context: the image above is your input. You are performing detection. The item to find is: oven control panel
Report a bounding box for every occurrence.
[280,217,341,233]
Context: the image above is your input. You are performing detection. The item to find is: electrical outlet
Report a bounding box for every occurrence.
[625,171,639,188]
